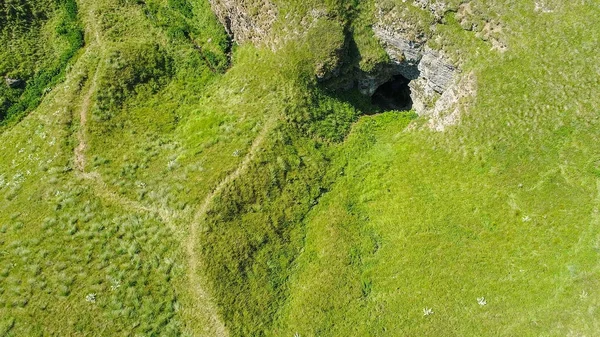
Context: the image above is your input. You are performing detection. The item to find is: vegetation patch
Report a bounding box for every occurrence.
[0,0,83,127]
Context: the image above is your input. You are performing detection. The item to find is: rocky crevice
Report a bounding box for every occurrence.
[349,4,478,130]
[361,23,459,116]
[310,4,471,129]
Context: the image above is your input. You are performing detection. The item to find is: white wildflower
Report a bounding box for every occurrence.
[534,1,553,13]
[232,150,240,157]
[423,307,433,316]
[477,297,487,306]
[109,278,121,291]
[12,173,24,185]
[36,129,47,139]
[85,293,96,303]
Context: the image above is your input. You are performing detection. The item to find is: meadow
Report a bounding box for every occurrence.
[0,0,599,335]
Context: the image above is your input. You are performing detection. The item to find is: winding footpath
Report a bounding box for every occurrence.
[72,7,277,335]
[73,67,97,174]
[186,117,276,337]
[72,8,175,228]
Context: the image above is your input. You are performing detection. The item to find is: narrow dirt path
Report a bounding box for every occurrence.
[73,58,176,229]
[72,46,274,335]
[74,5,102,173]
[74,64,98,173]
[73,6,277,334]
[186,117,277,337]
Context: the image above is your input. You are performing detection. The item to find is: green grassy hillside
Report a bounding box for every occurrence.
[0,0,83,127]
[0,0,599,336]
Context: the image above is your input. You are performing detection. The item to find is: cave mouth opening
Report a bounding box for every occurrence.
[371,74,413,111]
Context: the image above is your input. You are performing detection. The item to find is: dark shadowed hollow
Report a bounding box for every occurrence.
[371,74,413,111]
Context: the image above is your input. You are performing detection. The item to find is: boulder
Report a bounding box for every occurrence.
[5,77,24,88]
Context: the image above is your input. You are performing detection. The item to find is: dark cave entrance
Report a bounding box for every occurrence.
[371,74,413,111]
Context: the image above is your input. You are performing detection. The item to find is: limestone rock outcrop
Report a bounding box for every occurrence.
[371,22,461,119]
[208,0,277,45]
[206,0,476,130]
[366,3,477,129]
[5,77,24,88]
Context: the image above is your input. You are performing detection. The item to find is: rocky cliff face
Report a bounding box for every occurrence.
[358,2,476,130]
[207,0,477,130]
[208,0,277,45]
[373,33,459,118]
[360,15,469,131]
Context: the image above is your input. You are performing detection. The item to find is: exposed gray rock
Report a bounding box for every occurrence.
[412,0,449,20]
[417,48,455,95]
[357,73,384,96]
[5,77,24,88]
[352,63,393,96]
[354,24,425,96]
[374,24,424,66]
[371,22,459,117]
[208,0,277,45]
[350,23,428,98]
[369,14,476,130]
[408,47,461,120]
[427,72,477,131]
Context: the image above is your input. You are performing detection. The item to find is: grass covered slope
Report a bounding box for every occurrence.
[0,0,599,336]
[275,1,600,336]
[0,0,83,126]
[0,0,236,335]
[0,48,181,335]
